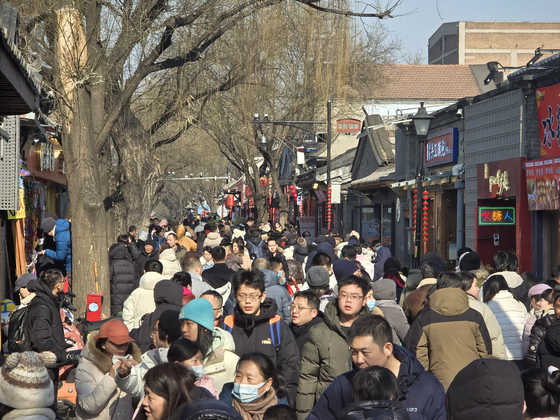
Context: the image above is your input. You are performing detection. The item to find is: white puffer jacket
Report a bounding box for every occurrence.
[158,248,181,279]
[122,271,165,330]
[487,290,529,360]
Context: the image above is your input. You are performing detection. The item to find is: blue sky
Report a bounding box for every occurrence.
[369,0,560,63]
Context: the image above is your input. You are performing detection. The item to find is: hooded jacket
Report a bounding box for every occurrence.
[467,294,508,360]
[227,299,300,405]
[203,327,240,393]
[290,314,324,355]
[372,279,410,345]
[445,358,524,420]
[109,242,136,317]
[203,232,222,248]
[44,218,72,273]
[294,242,309,265]
[260,269,292,323]
[75,334,142,420]
[337,400,412,420]
[485,290,528,360]
[133,280,184,352]
[159,248,182,278]
[402,280,437,324]
[26,279,66,363]
[134,246,159,283]
[373,247,392,281]
[176,224,197,252]
[486,271,531,310]
[305,243,338,273]
[202,263,234,289]
[535,316,560,369]
[526,313,556,369]
[307,345,446,420]
[122,271,166,330]
[404,288,492,390]
[296,299,369,419]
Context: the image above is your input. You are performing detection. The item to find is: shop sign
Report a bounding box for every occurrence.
[478,207,515,225]
[477,159,523,199]
[525,157,560,210]
[424,127,458,167]
[537,83,560,158]
[314,189,327,203]
[297,216,316,238]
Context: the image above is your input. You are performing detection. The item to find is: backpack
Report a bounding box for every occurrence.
[247,240,265,259]
[223,314,282,352]
[7,304,48,354]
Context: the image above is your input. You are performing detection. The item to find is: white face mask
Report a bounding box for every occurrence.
[189,364,204,380]
[233,381,267,403]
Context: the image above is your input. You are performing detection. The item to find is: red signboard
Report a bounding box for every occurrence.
[525,157,560,210]
[537,83,560,158]
[477,158,524,199]
[424,128,458,167]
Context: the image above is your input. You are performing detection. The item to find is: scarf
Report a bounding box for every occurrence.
[232,388,278,420]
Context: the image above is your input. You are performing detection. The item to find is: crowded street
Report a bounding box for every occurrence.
[1,0,560,419]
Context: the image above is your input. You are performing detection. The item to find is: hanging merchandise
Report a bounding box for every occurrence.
[412,189,418,257]
[423,191,429,253]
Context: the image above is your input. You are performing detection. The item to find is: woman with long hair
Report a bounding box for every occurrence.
[142,363,195,420]
[167,338,219,398]
[232,237,251,270]
[178,298,239,393]
[219,353,288,420]
[483,274,528,368]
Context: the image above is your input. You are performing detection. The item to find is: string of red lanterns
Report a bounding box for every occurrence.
[423,191,429,253]
[412,189,418,256]
[327,186,332,230]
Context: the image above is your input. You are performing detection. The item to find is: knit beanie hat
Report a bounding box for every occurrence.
[159,310,183,343]
[0,351,56,409]
[333,259,359,282]
[41,217,56,233]
[179,298,215,332]
[315,235,326,244]
[307,266,330,288]
[372,278,397,301]
[144,239,156,249]
[283,246,294,260]
[325,236,336,249]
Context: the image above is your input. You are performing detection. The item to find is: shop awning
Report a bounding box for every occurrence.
[351,165,395,188]
[224,176,244,193]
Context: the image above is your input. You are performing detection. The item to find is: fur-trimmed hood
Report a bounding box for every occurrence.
[80,333,142,374]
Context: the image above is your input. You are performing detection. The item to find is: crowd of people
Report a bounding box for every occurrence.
[3,215,560,420]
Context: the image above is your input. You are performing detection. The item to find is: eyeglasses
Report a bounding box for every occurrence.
[339,292,364,301]
[213,307,222,312]
[291,305,311,312]
[237,293,262,302]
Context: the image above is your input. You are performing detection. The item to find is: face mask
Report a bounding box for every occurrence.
[232,381,266,403]
[366,299,376,311]
[189,364,204,380]
[277,270,283,279]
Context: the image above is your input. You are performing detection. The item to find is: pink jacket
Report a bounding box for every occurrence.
[196,374,219,399]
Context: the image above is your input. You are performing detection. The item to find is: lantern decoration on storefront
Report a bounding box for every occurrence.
[422,191,429,253]
[412,189,418,253]
[289,185,298,222]
[327,186,332,230]
[225,194,235,208]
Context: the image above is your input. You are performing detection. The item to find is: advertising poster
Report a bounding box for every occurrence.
[297,217,316,238]
[526,157,560,210]
[537,83,560,158]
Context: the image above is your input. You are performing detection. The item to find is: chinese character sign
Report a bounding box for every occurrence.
[478,207,515,226]
[537,83,560,158]
[425,128,458,167]
[526,157,560,210]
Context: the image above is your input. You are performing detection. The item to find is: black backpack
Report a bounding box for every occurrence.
[7,304,47,354]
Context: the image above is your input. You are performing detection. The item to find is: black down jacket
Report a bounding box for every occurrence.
[536,316,560,370]
[525,313,555,369]
[337,400,411,420]
[26,279,66,363]
[109,242,136,316]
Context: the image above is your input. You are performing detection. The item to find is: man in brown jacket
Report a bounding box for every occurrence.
[402,261,442,324]
[404,272,492,390]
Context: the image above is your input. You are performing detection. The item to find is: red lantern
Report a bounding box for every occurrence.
[225,195,235,208]
[260,177,268,188]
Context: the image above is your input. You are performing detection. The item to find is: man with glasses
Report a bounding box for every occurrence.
[223,269,300,406]
[290,290,324,354]
[201,290,224,327]
[295,274,371,419]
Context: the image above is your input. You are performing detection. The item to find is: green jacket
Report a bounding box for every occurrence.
[295,299,369,419]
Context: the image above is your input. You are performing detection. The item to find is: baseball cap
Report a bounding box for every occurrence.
[11,273,37,294]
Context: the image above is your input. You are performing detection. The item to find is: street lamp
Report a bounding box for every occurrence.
[411,102,434,268]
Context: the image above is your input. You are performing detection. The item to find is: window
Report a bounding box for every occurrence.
[338,123,343,129]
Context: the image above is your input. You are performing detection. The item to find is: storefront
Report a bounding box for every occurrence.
[475,158,531,272]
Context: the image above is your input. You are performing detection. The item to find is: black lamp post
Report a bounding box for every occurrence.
[411,102,434,267]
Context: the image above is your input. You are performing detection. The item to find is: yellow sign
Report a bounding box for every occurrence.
[8,189,25,219]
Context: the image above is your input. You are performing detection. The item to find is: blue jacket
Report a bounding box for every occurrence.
[307,345,446,420]
[260,269,292,323]
[44,219,72,272]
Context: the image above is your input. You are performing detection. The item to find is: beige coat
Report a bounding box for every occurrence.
[75,337,142,420]
[122,271,165,330]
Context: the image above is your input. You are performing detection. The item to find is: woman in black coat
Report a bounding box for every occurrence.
[109,242,136,316]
